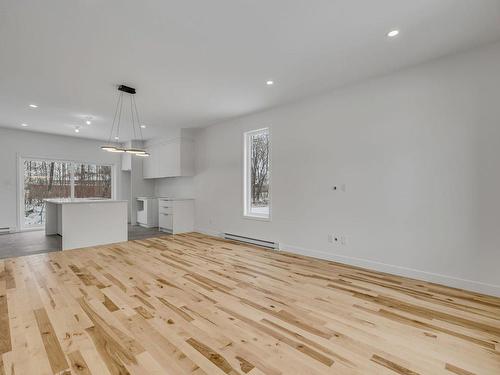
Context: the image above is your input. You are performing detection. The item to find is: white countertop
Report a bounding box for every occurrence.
[136,196,194,201]
[44,198,128,205]
[157,197,194,201]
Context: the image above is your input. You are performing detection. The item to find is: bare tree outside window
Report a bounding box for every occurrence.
[244,128,270,218]
[74,164,112,199]
[24,160,71,226]
[23,159,113,227]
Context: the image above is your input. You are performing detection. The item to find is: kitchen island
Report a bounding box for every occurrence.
[44,198,128,250]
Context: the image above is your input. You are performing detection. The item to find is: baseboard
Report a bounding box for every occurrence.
[5,227,43,234]
[194,227,223,238]
[137,223,157,229]
[280,243,500,297]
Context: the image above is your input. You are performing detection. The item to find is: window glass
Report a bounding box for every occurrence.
[23,160,71,226]
[244,128,270,219]
[74,164,112,199]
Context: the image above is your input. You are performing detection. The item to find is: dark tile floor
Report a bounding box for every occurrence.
[127,225,169,241]
[0,225,168,259]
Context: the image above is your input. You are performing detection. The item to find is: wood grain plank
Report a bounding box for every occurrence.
[371,354,419,375]
[34,307,69,373]
[186,337,239,375]
[0,295,11,356]
[445,363,476,375]
[68,350,92,375]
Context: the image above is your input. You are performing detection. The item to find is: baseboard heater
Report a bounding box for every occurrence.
[223,233,279,250]
[0,227,12,235]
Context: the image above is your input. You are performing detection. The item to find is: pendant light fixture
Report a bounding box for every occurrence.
[101,85,149,156]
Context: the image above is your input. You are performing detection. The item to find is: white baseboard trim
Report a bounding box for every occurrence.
[2,226,43,234]
[279,243,500,297]
[137,223,157,229]
[194,227,223,238]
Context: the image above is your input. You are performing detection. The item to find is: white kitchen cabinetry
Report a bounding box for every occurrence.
[136,197,158,227]
[45,199,128,250]
[158,198,194,234]
[121,140,141,171]
[143,137,194,179]
[121,152,131,171]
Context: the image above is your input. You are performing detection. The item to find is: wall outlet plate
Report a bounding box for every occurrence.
[328,234,340,244]
[332,184,346,192]
[328,234,347,245]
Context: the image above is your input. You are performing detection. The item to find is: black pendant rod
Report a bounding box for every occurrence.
[118,85,136,94]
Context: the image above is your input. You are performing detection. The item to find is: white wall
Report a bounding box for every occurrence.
[0,127,129,230]
[155,176,195,198]
[193,42,500,296]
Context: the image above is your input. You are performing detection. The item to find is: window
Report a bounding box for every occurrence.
[244,128,271,219]
[22,158,113,228]
[74,163,112,199]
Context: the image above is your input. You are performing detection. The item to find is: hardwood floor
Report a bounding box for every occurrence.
[0,233,499,375]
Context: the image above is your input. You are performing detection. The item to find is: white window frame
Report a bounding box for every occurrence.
[17,155,116,230]
[243,127,271,221]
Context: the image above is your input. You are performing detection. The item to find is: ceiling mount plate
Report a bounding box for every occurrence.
[118,85,136,94]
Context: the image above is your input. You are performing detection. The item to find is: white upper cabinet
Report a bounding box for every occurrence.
[121,152,132,171]
[143,137,194,179]
[142,150,155,178]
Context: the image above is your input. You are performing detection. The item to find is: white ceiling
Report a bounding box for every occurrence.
[1,0,500,141]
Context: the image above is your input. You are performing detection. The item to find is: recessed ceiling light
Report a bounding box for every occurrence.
[114,136,119,140]
[29,104,38,108]
[266,80,274,86]
[387,29,400,38]
[21,123,28,127]
[140,124,146,129]
[74,127,80,133]
[86,120,91,125]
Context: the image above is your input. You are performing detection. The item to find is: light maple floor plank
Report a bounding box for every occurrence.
[0,233,499,374]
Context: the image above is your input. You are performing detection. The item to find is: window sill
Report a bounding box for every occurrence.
[242,214,271,222]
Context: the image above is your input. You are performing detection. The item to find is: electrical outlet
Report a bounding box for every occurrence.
[328,234,347,245]
[332,184,346,192]
[328,234,341,244]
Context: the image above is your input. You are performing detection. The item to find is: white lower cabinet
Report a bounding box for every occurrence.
[158,198,194,234]
[136,197,158,227]
[158,211,173,231]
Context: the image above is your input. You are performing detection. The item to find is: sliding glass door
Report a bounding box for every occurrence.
[23,160,71,227]
[21,158,113,229]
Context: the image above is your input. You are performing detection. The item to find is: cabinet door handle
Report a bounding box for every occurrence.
[162,213,170,216]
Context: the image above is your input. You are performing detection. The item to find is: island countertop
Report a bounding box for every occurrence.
[44,198,128,205]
